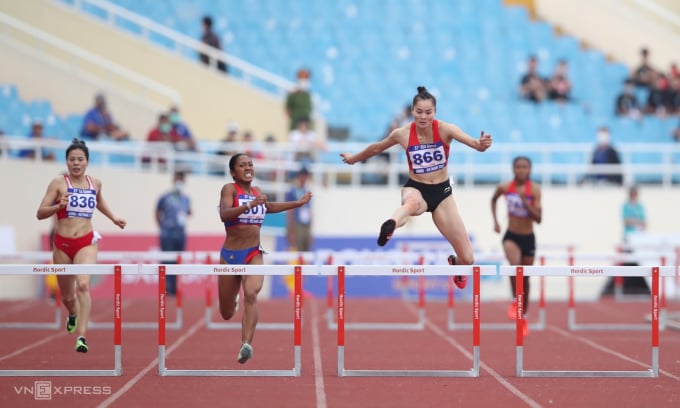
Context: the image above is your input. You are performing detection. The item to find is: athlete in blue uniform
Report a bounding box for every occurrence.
[217,153,311,364]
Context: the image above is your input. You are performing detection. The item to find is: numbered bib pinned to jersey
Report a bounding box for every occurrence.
[407,142,447,174]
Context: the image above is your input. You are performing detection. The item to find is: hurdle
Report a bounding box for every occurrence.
[150,263,303,377]
[503,265,674,378]
[567,254,669,331]
[325,251,429,331]
[202,251,313,331]
[0,264,127,377]
[0,288,62,330]
[328,264,497,377]
[88,252,184,330]
[448,256,547,332]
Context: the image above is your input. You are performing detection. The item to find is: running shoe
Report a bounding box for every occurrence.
[377,219,396,246]
[447,255,467,289]
[75,336,88,353]
[66,314,77,334]
[237,342,253,364]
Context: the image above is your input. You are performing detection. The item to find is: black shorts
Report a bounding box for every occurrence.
[503,231,536,257]
[404,178,452,212]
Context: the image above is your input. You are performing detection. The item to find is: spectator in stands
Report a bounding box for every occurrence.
[632,48,656,89]
[143,113,179,168]
[241,130,263,160]
[155,171,192,296]
[672,120,680,142]
[285,68,313,131]
[615,79,642,118]
[584,126,623,185]
[80,93,129,141]
[519,55,547,103]
[168,105,194,141]
[210,122,240,176]
[666,76,680,115]
[199,15,227,73]
[287,117,326,169]
[547,59,572,102]
[386,104,413,137]
[670,62,680,80]
[17,119,56,161]
[645,73,670,117]
[622,185,646,243]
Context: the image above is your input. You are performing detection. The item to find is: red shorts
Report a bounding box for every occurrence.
[53,231,95,260]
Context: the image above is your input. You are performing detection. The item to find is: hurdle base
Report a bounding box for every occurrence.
[337,345,479,378]
[328,309,425,331]
[205,308,294,330]
[0,308,62,330]
[568,309,663,331]
[157,345,301,377]
[448,308,546,331]
[0,345,122,377]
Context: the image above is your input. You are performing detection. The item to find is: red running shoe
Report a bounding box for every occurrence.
[447,255,467,289]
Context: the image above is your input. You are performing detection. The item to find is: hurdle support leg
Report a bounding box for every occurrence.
[511,265,665,378]
[158,265,302,377]
[0,265,125,376]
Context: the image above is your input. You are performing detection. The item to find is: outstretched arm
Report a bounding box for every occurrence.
[95,179,127,229]
[266,192,312,214]
[340,129,401,164]
[442,122,492,152]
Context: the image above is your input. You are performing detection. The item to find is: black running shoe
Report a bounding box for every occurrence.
[377,219,396,246]
[448,255,467,289]
[66,315,77,334]
[75,336,88,353]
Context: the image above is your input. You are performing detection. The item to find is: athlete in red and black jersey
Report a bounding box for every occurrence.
[491,156,543,336]
[340,86,492,289]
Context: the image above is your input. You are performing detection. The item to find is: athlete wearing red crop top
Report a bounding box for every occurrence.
[36,139,126,353]
[217,153,311,364]
[491,156,543,336]
[340,86,492,289]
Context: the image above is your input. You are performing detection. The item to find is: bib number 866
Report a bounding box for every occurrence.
[412,150,444,165]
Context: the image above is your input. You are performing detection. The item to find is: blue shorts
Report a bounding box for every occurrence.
[220,246,263,264]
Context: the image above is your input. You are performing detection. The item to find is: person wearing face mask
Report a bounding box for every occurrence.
[155,171,192,296]
[168,105,197,152]
[285,68,313,131]
[585,126,623,185]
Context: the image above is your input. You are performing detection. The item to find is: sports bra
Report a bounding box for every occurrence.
[223,183,266,228]
[405,120,450,175]
[505,180,533,218]
[56,175,97,219]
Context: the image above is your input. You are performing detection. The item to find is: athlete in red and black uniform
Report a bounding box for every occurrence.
[340,86,492,289]
[217,153,311,364]
[36,139,126,352]
[491,156,543,336]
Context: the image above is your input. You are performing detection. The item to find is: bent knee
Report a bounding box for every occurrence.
[75,280,90,293]
[220,308,235,321]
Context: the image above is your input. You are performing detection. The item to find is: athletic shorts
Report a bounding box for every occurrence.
[220,245,263,265]
[404,178,452,212]
[53,231,97,260]
[502,231,536,257]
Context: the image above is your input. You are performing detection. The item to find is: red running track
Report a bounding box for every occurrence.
[1,296,679,408]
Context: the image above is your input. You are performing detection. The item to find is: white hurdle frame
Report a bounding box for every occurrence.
[326,264,497,377]
[148,263,304,377]
[0,264,128,377]
[324,251,430,331]
[448,255,549,332]
[200,251,312,331]
[566,254,669,331]
[0,292,62,330]
[502,265,674,378]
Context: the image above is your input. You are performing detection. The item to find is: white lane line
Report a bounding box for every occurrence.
[310,300,327,408]
[96,316,205,408]
[548,325,680,381]
[403,302,543,408]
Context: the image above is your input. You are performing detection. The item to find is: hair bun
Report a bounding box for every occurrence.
[417,86,427,94]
